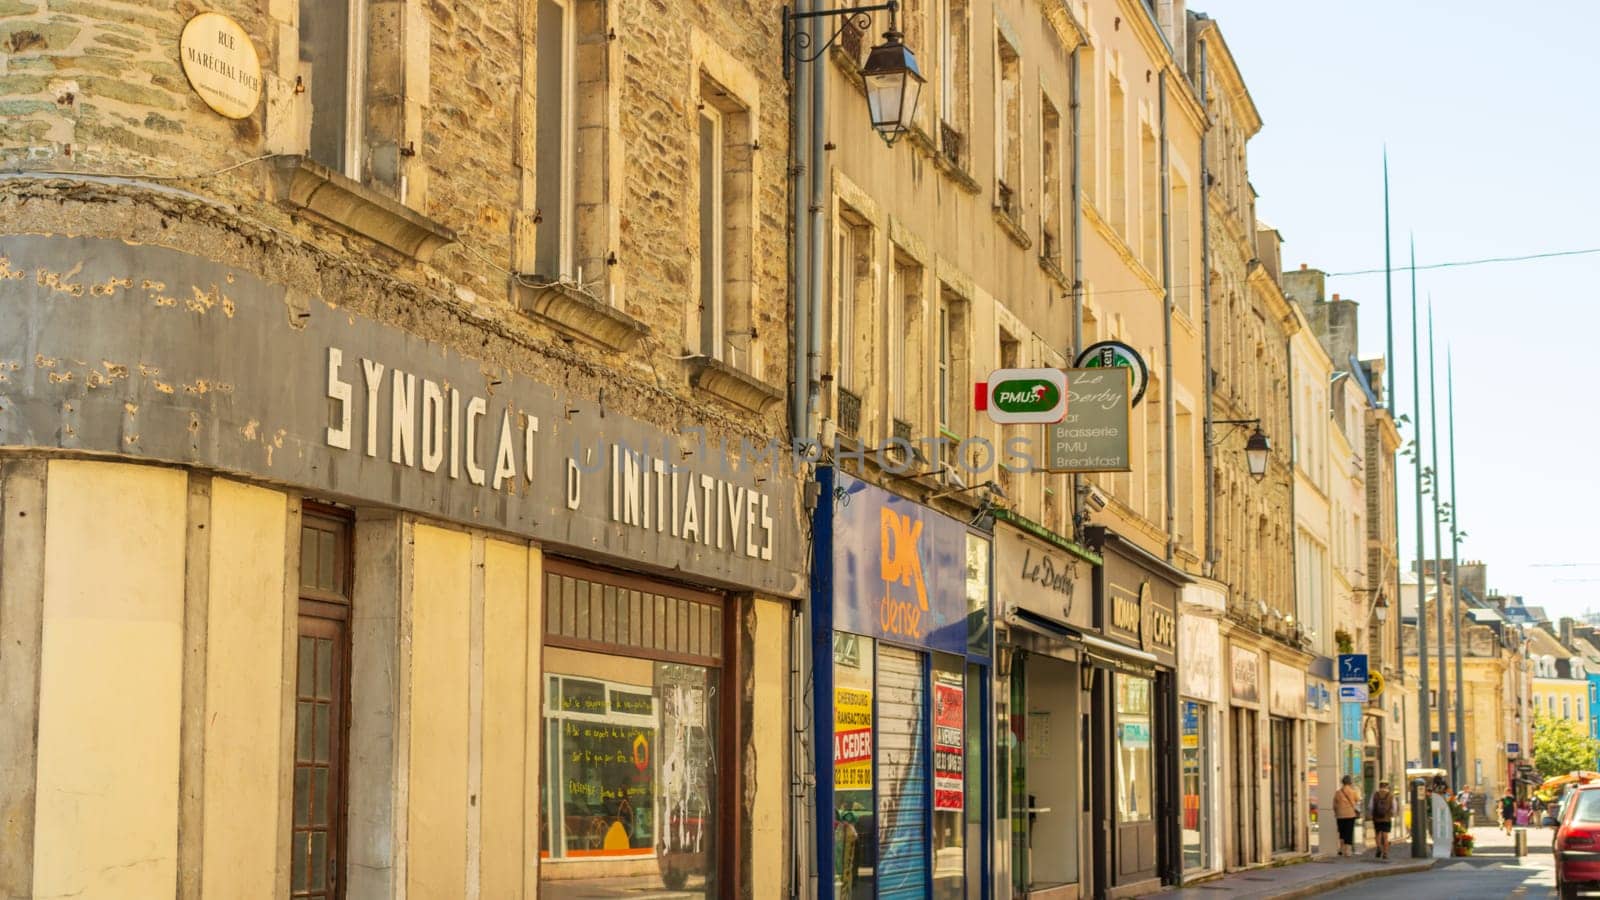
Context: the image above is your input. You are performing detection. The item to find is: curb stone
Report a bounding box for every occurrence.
[1258,858,1438,900]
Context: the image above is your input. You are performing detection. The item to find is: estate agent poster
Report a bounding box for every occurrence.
[933,679,964,811]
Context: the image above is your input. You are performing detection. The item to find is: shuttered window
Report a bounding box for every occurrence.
[543,558,722,667]
[877,645,930,898]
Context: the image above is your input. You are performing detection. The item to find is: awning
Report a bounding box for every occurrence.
[1005,606,1076,640]
[1080,632,1159,676]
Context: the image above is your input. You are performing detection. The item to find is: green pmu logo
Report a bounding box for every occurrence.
[993,380,1060,412]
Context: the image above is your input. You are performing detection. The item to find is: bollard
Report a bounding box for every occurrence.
[1410,778,1428,858]
[1515,827,1527,857]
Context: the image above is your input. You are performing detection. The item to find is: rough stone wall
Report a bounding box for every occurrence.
[0,0,793,447]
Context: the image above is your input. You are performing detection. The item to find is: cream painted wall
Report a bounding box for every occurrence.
[408,524,472,897]
[200,479,290,899]
[33,460,187,899]
[481,538,534,898]
[748,597,789,900]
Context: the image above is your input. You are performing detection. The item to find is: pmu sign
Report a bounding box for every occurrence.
[975,368,1068,424]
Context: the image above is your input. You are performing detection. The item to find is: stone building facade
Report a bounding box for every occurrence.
[1183,15,1309,876]
[0,1,803,897]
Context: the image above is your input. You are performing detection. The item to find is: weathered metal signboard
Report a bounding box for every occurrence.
[0,235,806,597]
[1045,367,1132,472]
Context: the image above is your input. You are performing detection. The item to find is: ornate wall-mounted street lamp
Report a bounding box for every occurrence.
[784,1,925,145]
[1211,417,1272,482]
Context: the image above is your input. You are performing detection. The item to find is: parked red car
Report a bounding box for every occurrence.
[1554,784,1600,899]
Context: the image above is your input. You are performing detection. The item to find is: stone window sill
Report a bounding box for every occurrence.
[932,144,982,195]
[1039,255,1069,289]
[513,279,648,353]
[269,155,456,262]
[993,207,1032,251]
[687,355,783,415]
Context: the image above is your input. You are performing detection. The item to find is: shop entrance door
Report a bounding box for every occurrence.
[1231,708,1257,867]
[1022,654,1080,896]
[1270,717,1295,852]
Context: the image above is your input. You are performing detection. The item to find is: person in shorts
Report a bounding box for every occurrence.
[1500,790,1516,835]
[1368,781,1396,858]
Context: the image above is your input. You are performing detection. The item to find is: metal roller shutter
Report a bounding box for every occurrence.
[877,645,929,898]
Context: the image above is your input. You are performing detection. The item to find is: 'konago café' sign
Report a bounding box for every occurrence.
[0,236,805,596]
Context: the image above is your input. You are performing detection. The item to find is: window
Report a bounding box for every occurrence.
[1108,75,1126,235]
[1143,376,1163,523]
[995,33,1021,218]
[1078,46,1096,203]
[997,328,1021,495]
[540,561,727,896]
[699,103,725,358]
[696,76,756,372]
[299,0,364,177]
[1040,94,1063,264]
[534,0,614,290]
[1116,675,1154,823]
[889,255,925,435]
[535,0,577,279]
[937,300,951,435]
[833,209,874,439]
[290,510,352,899]
[1171,172,1192,318]
[1176,404,1195,548]
[939,0,970,167]
[1140,124,1159,270]
[1566,696,1572,719]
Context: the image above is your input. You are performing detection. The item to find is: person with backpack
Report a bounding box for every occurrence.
[1500,790,1517,835]
[1367,781,1396,859]
[1334,775,1363,857]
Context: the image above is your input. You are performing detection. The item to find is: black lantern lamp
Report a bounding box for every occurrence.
[861,23,924,145]
[1244,426,1271,481]
[1212,418,1272,482]
[783,1,924,145]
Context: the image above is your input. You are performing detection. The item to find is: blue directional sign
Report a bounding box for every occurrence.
[1338,653,1369,685]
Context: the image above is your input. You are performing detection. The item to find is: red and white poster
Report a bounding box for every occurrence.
[933,679,964,811]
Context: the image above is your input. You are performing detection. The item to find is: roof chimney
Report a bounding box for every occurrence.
[1332,293,1340,301]
[1300,263,1307,270]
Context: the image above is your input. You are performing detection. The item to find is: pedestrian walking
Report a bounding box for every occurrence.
[1334,775,1363,858]
[1368,781,1396,859]
[1500,790,1516,835]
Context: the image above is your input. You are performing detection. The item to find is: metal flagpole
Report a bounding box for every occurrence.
[1448,348,1466,791]
[1427,300,1453,790]
[1383,150,1406,802]
[1410,237,1432,859]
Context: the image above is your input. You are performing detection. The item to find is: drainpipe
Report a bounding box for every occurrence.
[804,4,828,442]
[788,2,811,445]
[784,4,815,895]
[1159,70,1175,562]
[1069,44,1086,537]
[1197,35,1215,577]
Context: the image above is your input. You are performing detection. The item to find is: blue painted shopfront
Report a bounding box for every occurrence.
[812,468,993,899]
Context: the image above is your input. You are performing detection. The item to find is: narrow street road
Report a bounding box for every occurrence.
[1319,826,1556,898]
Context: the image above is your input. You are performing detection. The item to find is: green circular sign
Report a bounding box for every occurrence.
[1074,341,1148,407]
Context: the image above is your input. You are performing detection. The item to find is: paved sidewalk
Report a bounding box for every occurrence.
[1164,841,1432,899]
[1164,825,1536,899]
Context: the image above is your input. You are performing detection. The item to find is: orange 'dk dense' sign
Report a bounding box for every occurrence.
[824,470,967,655]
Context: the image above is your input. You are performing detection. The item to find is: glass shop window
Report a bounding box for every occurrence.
[1116,675,1154,823]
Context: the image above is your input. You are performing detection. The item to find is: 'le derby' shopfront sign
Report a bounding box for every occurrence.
[994,518,1093,632]
[0,235,806,597]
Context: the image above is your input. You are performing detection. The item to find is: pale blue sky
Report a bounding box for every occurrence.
[1195,0,1600,619]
